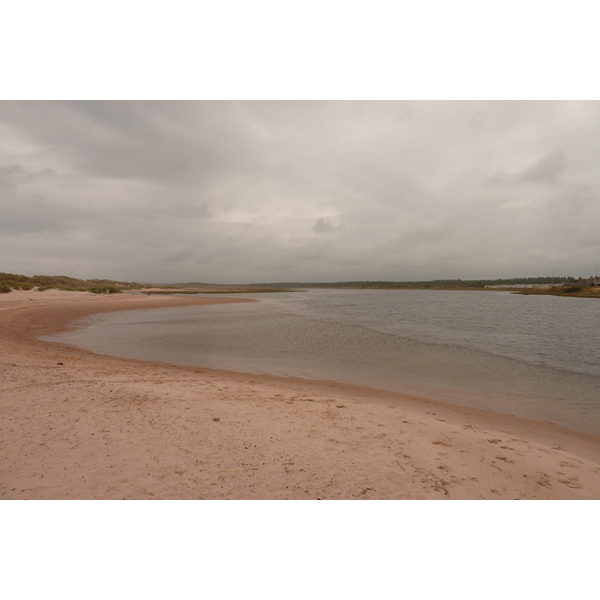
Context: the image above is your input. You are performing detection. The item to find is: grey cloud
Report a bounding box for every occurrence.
[160,245,198,263]
[516,150,567,184]
[484,150,567,187]
[0,164,57,189]
[313,217,334,234]
[0,102,261,186]
[2,101,600,282]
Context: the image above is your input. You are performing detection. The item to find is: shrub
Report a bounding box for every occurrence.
[1,284,12,293]
[89,286,122,294]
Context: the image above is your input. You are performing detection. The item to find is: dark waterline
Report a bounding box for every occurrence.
[43,289,600,436]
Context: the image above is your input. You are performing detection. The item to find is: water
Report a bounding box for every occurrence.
[42,289,600,435]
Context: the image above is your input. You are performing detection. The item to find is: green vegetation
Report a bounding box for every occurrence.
[89,286,122,294]
[4,271,596,298]
[514,286,600,298]
[250,277,568,290]
[0,271,147,292]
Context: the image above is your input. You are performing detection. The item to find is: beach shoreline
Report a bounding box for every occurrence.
[2,289,599,499]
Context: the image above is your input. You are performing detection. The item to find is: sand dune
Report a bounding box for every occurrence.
[1,289,599,499]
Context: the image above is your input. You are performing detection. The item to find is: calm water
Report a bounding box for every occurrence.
[43,289,600,435]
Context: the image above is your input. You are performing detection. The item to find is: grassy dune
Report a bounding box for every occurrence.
[0,272,146,293]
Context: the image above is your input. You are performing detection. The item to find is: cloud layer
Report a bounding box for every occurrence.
[1,101,599,283]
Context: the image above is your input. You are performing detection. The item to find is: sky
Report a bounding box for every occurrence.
[2,100,600,284]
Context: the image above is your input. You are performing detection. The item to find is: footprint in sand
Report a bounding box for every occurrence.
[557,476,581,489]
[530,473,552,489]
[394,452,411,460]
[495,456,514,464]
[559,461,581,469]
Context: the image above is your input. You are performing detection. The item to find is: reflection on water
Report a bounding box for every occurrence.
[43,289,600,435]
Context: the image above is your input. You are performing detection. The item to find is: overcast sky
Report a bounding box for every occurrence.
[1,100,599,283]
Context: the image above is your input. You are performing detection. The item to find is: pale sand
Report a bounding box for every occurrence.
[1,289,599,499]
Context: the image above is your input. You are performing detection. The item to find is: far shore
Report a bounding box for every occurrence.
[2,289,599,499]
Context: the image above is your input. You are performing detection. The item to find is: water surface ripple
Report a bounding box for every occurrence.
[44,289,600,435]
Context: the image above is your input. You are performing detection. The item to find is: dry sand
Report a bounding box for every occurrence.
[1,289,599,499]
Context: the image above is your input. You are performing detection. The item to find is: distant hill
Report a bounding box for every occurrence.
[247,277,569,289]
[1,272,572,294]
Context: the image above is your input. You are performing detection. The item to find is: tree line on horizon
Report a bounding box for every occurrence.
[1,271,572,294]
[247,276,569,289]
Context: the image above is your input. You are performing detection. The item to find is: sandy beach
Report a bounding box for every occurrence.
[1,289,599,500]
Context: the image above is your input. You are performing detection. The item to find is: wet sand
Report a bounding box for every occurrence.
[1,289,599,499]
